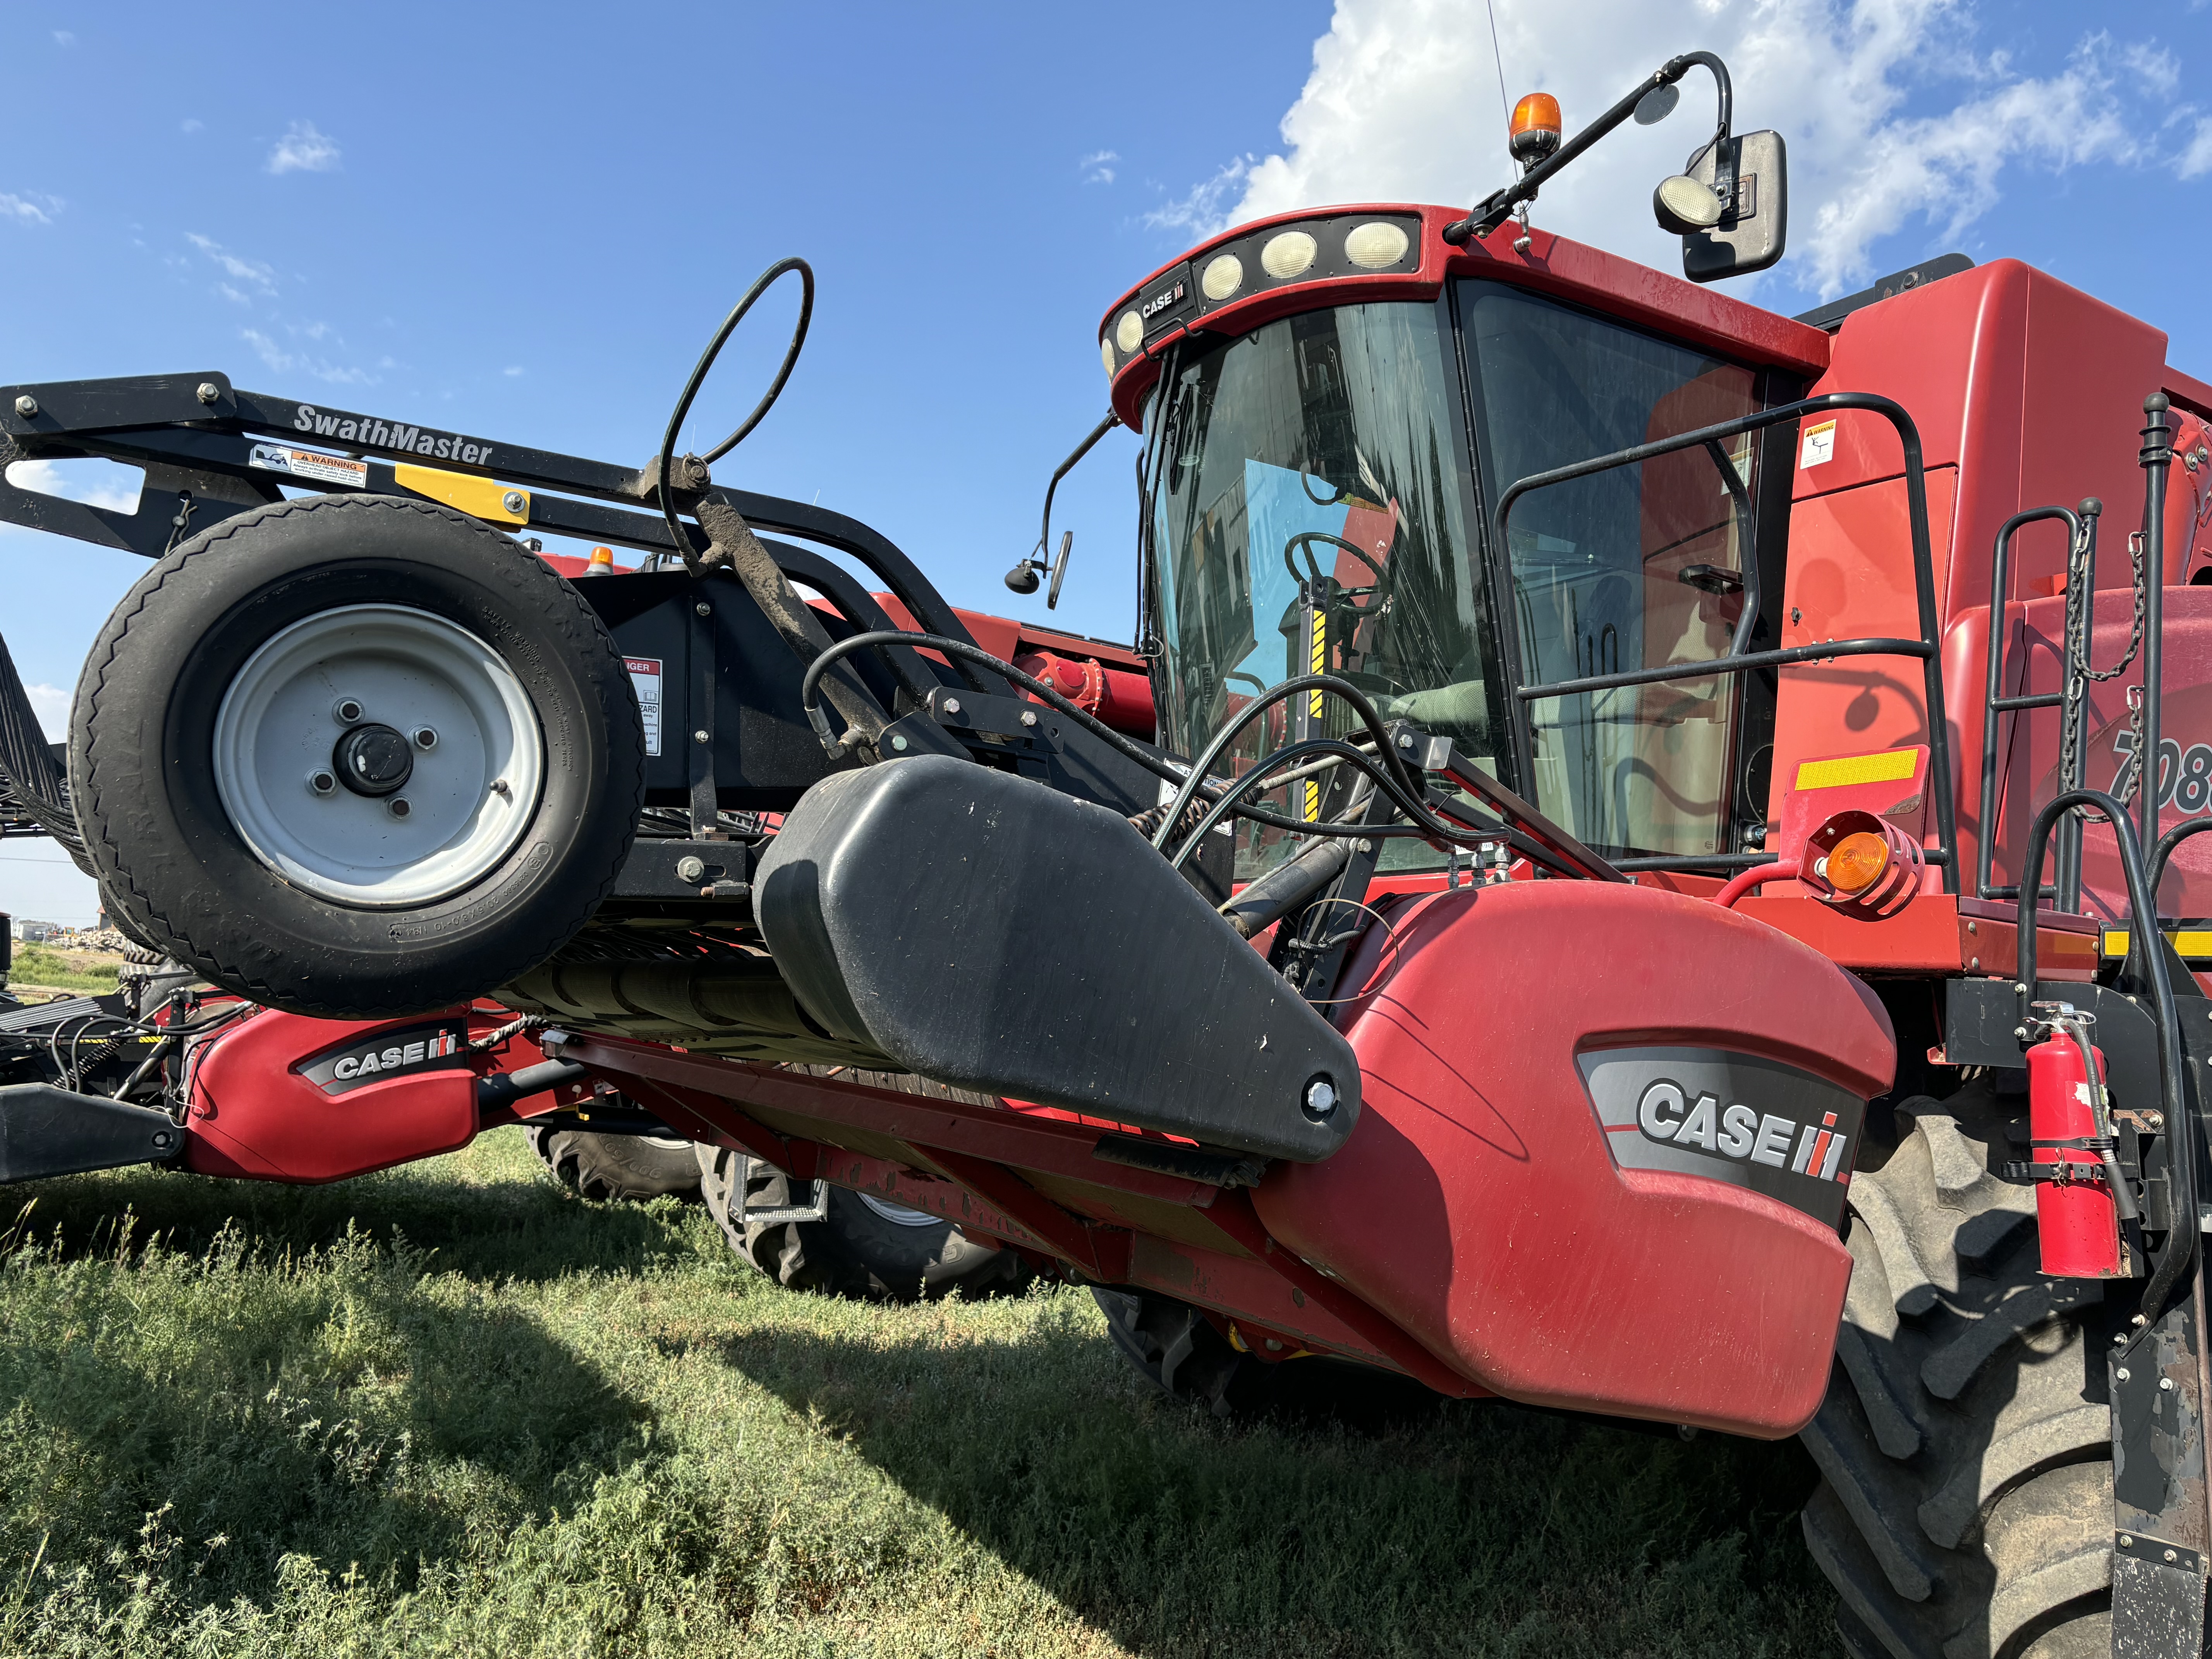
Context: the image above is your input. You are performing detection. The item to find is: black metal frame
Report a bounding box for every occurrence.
[1494,391,1960,892]
[1976,505,2085,904]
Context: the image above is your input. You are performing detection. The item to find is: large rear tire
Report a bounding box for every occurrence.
[70,493,644,1017]
[1800,1079,2114,1659]
[695,1144,1028,1301]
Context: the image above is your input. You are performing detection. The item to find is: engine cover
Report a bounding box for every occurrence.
[754,755,1359,1161]
[1254,880,1894,1437]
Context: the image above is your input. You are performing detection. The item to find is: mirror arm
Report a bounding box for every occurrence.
[1443,50,1735,246]
[1006,409,1121,598]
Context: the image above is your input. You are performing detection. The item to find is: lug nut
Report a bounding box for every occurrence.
[333,698,363,724]
[13,395,35,418]
[195,381,220,405]
[388,798,411,818]
[413,727,437,750]
[1303,1077,1339,1121]
[308,770,337,795]
[502,491,526,514]
[489,778,511,797]
[676,855,706,884]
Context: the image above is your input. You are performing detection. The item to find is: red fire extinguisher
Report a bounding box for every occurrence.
[2022,1006,2135,1278]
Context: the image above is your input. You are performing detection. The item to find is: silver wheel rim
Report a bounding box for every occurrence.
[212,603,544,907]
[857,1191,942,1228]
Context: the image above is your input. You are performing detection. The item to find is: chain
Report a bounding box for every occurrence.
[2071,526,2150,803]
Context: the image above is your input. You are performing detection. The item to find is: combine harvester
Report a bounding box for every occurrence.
[5,46,2212,1656]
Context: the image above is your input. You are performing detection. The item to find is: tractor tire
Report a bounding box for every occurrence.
[70,493,644,1018]
[1800,1080,2115,1659]
[695,1144,1028,1300]
[528,1125,702,1203]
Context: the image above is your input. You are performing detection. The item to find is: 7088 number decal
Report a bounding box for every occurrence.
[2113,730,2212,816]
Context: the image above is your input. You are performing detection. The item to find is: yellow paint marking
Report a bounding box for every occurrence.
[1794,748,1920,791]
[394,462,528,525]
[2103,930,2212,958]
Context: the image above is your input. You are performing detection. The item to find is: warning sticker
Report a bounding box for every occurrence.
[1798,420,1838,470]
[627,657,663,756]
[248,443,369,489]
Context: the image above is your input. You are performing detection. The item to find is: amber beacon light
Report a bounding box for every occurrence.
[1508,93,1563,167]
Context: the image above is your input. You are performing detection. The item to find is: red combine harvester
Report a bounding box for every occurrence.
[4,49,2211,1657]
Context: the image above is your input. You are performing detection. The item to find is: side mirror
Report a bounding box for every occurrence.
[1680,130,1786,282]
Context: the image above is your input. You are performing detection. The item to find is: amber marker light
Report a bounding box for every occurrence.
[1822,831,1891,896]
[1509,93,1563,166]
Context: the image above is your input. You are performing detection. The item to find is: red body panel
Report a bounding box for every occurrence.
[181,1008,548,1183]
[1254,882,1891,1437]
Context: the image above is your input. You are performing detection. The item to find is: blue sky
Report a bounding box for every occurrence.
[5,0,2211,924]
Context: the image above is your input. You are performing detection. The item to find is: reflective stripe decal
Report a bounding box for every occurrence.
[1794,748,1919,790]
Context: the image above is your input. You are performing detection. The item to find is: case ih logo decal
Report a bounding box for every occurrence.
[290,403,497,467]
[1578,1046,1865,1229]
[296,1022,470,1096]
[1140,279,1187,322]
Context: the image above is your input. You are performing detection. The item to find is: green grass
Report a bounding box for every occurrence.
[0,1132,1837,1657]
[5,946,120,993]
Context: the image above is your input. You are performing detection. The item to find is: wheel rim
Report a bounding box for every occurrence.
[212,603,545,907]
[857,1191,942,1228]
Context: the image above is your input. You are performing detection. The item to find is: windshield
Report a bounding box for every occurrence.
[1463,283,1761,862]
[1148,302,1501,879]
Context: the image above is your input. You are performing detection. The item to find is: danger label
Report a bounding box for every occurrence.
[627,657,663,756]
[1798,420,1837,469]
[247,442,369,489]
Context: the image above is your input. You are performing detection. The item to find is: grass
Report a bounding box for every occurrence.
[0,1130,1838,1658]
[5,945,121,995]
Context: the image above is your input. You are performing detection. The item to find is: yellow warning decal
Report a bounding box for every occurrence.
[1794,748,1920,791]
[2102,930,2212,958]
[394,462,529,526]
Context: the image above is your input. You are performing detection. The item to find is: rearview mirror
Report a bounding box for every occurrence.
[1680,130,1787,282]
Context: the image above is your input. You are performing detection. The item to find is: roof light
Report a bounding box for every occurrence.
[1201,253,1245,300]
[1101,336,1117,374]
[1509,93,1562,166]
[1260,230,1317,280]
[1344,221,1409,270]
[1115,311,1144,354]
[582,545,615,577]
[1653,172,1725,235]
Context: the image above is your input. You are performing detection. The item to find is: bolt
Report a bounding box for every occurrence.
[334,698,363,724]
[308,770,337,795]
[1264,1338,1283,1352]
[489,778,510,797]
[1020,709,1039,727]
[502,490,526,515]
[153,1130,172,1148]
[695,602,712,617]
[2162,1377,2176,1391]
[2134,1314,2150,1326]
[890,734,909,752]
[388,798,411,818]
[2169,1549,2180,1563]
[676,855,706,884]
[2119,1367,2132,1381]
[944,698,963,716]
[1357,838,1373,853]
[1398,733,1413,749]
[413,727,437,750]
[693,730,710,745]
[1970,957,1980,970]
[1966,920,1977,935]
[2122,1534,2135,1548]
[195,381,220,405]
[12,395,35,418]
[1303,1077,1339,1121]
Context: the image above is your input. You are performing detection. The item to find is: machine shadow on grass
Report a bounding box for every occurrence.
[710,1307,1839,1656]
[0,1148,670,1618]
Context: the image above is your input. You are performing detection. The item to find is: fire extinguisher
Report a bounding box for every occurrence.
[2015,1004,2137,1278]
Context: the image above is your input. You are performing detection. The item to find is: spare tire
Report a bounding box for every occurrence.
[70,494,644,1017]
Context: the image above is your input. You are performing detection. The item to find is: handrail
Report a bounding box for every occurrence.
[1975,505,2082,903]
[1493,392,1958,893]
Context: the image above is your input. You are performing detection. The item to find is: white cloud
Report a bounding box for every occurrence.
[503,365,524,376]
[186,232,277,294]
[3,458,143,514]
[181,118,204,135]
[1080,149,1121,184]
[51,31,73,47]
[267,121,341,175]
[241,326,374,385]
[1172,0,2199,299]
[0,193,59,227]
[21,684,67,743]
